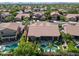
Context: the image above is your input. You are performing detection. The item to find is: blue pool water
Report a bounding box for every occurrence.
[41,44,59,52]
[2,42,59,53]
[3,43,18,51]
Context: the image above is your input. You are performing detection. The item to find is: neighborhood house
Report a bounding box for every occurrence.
[50,11,60,22]
[32,12,45,20]
[0,22,24,43]
[64,24,79,40]
[66,14,79,22]
[15,13,30,21]
[27,21,60,43]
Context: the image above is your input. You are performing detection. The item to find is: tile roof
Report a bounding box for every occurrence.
[64,24,79,36]
[28,21,60,37]
[15,13,30,19]
[0,22,24,31]
[1,12,11,17]
[50,11,60,16]
[66,14,79,18]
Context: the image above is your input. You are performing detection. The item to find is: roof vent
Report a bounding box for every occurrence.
[36,20,40,25]
[37,20,40,22]
[32,20,36,23]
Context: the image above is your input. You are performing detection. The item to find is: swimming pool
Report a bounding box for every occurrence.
[41,44,59,52]
[3,43,18,51]
[1,42,59,53]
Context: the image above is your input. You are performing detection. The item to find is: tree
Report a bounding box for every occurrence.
[44,10,52,21]
[61,32,72,42]
[13,34,41,56]
[10,11,17,16]
[5,15,15,22]
[67,9,79,14]
[22,17,30,25]
[60,15,66,22]
[48,43,53,52]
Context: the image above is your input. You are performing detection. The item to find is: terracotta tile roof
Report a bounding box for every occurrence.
[15,13,30,19]
[64,24,79,36]
[28,22,60,37]
[1,12,11,17]
[50,11,60,16]
[0,22,24,31]
[66,14,79,18]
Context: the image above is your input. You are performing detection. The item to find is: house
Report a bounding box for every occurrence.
[33,7,47,12]
[0,22,24,42]
[25,6,32,10]
[0,12,12,22]
[51,7,57,11]
[40,7,47,11]
[15,13,30,21]
[32,12,45,20]
[66,14,79,22]
[20,6,32,13]
[27,21,60,43]
[24,9,32,13]
[24,6,32,13]
[33,8,40,12]
[63,24,79,40]
[0,9,7,12]
[50,11,61,22]
[16,10,23,14]
[58,9,67,13]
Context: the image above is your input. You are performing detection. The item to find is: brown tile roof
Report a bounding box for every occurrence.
[50,11,60,16]
[28,22,60,37]
[0,22,24,31]
[1,12,11,16]
[66,14,79,18]
[15,13,30,19]
[25,6,32,9]
[64,24,79,36]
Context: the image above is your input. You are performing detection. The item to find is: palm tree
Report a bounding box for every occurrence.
[48,43,53,52]
[44,10,52,21]
[61,32,72,43]
[22,17,30,25]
